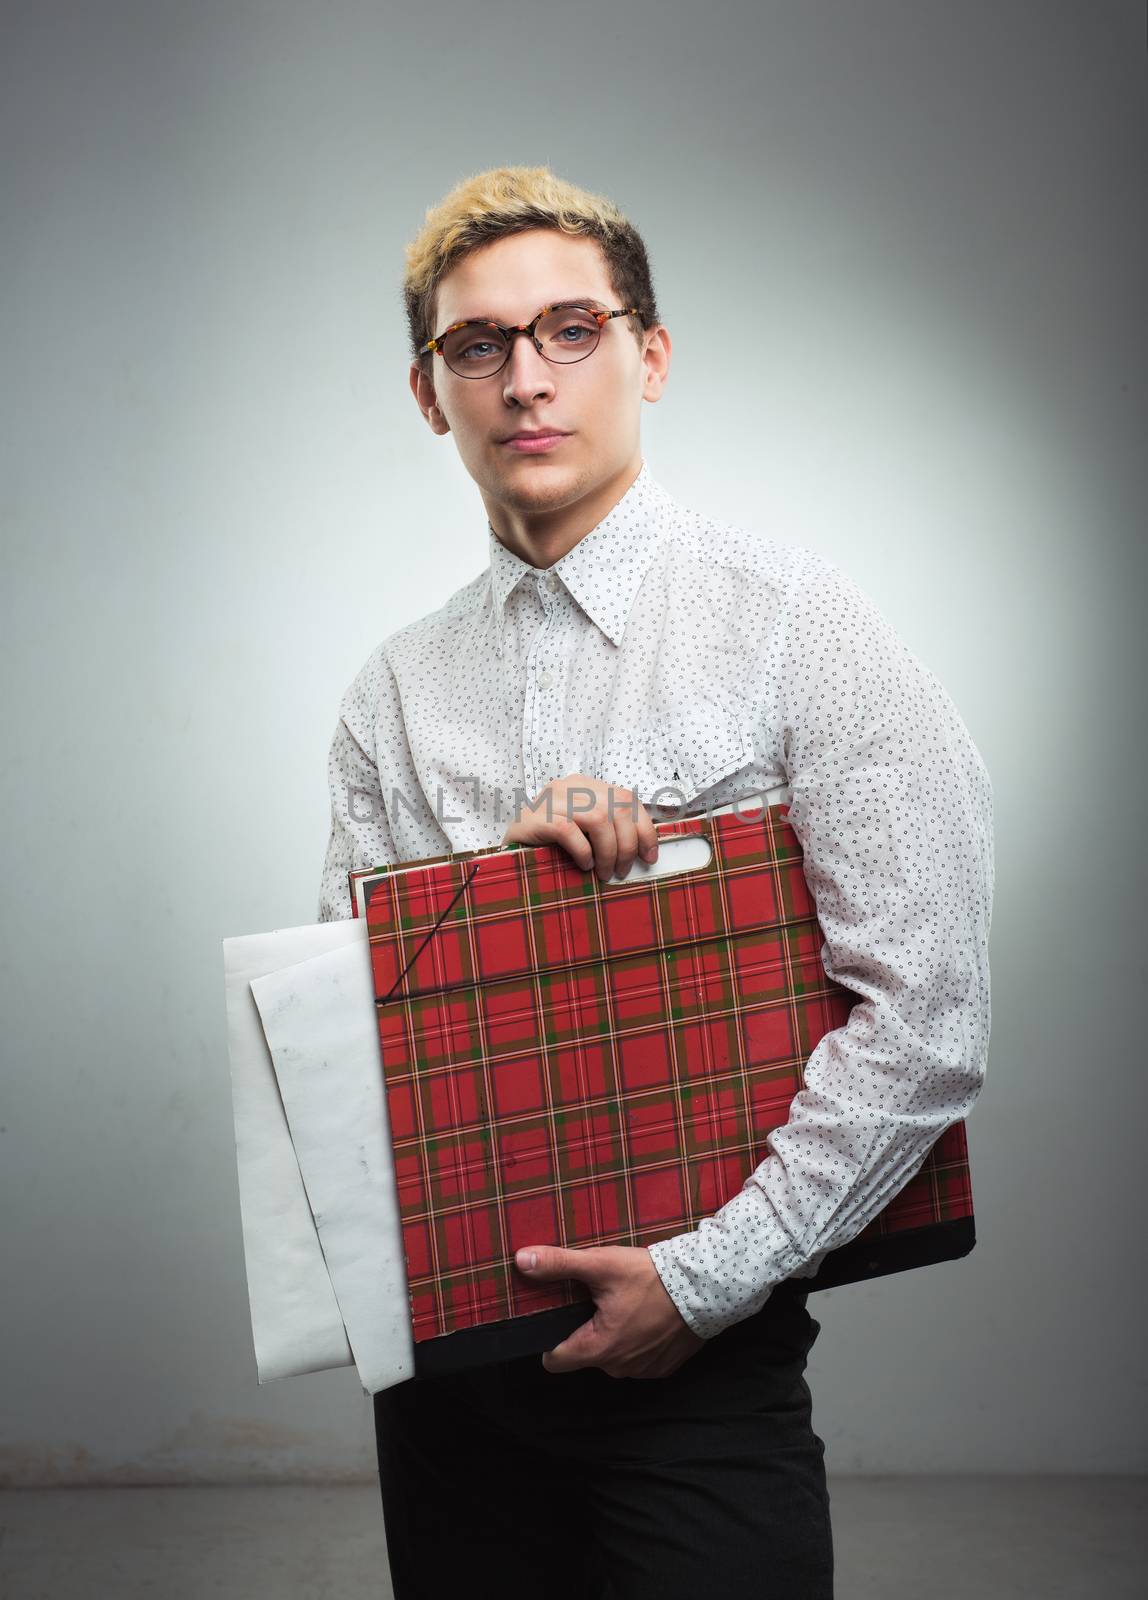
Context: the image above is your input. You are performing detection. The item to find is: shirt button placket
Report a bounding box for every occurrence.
[528,572,565,793]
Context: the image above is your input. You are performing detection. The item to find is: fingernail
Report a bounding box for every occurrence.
[516,1249,537,1271]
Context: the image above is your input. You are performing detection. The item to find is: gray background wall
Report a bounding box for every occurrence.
[1,0,1143,1484]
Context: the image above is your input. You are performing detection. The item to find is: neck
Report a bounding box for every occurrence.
[484,455,643,568]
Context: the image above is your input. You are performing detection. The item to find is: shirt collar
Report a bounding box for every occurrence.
[486,460,671,657]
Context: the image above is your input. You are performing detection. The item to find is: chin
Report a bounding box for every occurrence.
[496,458,584,505]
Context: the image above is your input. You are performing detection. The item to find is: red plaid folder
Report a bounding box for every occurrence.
[352,803,974,1374]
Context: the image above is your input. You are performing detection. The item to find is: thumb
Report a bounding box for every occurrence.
[516,1245,599,1283]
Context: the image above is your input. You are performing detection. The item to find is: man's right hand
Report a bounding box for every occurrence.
[501,774,659,884]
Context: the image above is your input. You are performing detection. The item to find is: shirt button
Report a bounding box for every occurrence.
[538,671,554,689]
[545,574,560,592]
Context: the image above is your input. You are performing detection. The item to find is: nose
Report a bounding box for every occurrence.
[501,329,556,406]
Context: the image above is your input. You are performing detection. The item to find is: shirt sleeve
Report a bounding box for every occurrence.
[646,556,995,1339]
[317,647,400,923]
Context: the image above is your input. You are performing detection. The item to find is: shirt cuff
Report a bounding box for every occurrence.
[645,1187,806,1341]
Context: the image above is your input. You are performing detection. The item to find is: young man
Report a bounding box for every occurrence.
[318,165,993,1600]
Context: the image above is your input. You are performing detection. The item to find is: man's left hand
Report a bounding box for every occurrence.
[514,1243,707,1379]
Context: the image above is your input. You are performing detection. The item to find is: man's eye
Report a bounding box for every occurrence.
[552,320,596,344]
[459,340,500,361]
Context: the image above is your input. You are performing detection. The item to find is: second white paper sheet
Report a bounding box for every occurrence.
[222,923,359,1386]
[251,939,415,1394]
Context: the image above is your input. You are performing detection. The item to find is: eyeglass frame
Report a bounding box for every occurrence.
[418,301,643,378]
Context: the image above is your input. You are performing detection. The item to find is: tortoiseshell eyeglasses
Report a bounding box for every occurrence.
[419,301,642,379]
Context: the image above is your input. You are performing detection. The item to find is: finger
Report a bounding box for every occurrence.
[506,819,595,872]
[611,792,647,877]
[550,819,596,872]
[542,1323,602,1373]
[635,803,659,864]
[581,812,618,883]
[607,788,657,873]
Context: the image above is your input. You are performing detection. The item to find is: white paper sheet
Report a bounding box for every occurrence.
[251,941,415,1394]
[222,922,364,1384]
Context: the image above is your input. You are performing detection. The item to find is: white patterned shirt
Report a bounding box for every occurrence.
[317,460,994,1340]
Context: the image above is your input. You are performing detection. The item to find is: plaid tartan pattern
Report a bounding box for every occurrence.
[359,804,973,1344]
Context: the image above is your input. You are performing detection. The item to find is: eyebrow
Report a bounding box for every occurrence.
[444,296,608,325]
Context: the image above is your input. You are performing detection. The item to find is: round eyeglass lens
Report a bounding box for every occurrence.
[441,305,602,376]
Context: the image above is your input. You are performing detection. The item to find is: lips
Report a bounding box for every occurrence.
[501,430,570,453]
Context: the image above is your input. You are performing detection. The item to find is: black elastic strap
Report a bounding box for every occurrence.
[381,862,482,1005]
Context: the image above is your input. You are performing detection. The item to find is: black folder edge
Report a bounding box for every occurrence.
[409,1216,975,1379]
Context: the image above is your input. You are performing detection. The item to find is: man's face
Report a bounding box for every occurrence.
[410,229,669,523]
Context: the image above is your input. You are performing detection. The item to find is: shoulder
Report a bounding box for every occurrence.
[658,490,855,617]
[336,568,488,741]
[379,567,489,666]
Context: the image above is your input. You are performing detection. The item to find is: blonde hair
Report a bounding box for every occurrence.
[403,165,660,370]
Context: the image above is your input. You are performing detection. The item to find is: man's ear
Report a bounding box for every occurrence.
[409,362,451,435]
[641,325,672,404]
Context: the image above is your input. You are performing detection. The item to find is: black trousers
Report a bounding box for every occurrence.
[373,1280,833,1599]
